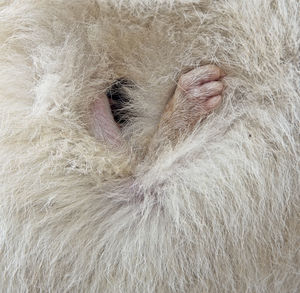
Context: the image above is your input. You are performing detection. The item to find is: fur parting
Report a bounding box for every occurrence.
[0,0,299,292]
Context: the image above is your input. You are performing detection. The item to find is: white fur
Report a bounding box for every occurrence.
[0,0,299,292]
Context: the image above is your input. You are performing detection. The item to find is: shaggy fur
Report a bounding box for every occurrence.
[0,0,299,292]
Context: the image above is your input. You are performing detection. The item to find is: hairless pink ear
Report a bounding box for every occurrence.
[90,95,123,147]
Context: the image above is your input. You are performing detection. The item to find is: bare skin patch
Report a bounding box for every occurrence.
[90,94,123,147]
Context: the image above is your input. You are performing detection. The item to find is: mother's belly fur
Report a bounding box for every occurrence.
[0,1,299,292]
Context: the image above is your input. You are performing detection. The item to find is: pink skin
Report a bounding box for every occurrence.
[90,94,123,146]
[161,65,225,128]
[90,65,225,148]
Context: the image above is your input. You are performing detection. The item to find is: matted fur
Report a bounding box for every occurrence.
[0,0,299,292]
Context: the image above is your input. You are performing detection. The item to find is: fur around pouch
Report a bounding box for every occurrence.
[0,0,299,292]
